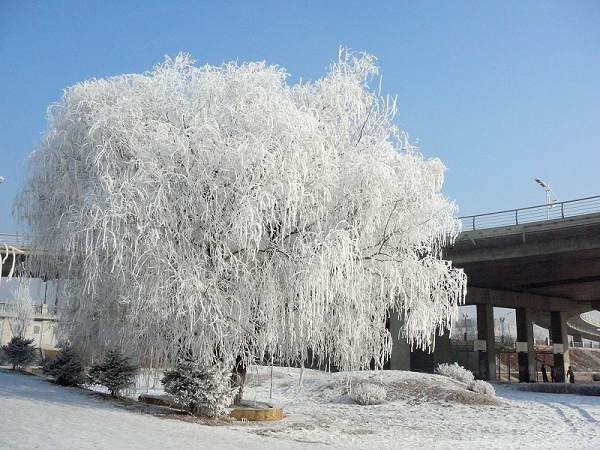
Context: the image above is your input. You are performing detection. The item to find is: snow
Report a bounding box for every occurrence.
[3,367,600,449]
[0,369,296,450]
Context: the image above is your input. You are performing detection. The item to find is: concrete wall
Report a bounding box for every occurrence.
[0,314,59,350]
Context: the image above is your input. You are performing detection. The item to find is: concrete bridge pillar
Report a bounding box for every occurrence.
[516,308,536,382]
[476,303,496,381]
[550,311,570,382]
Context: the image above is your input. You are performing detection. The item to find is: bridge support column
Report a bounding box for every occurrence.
[388,310,411,370]
[433,330,453,366]
[476,304,496,381]
[551,311,570,382]
[516,308,536,382]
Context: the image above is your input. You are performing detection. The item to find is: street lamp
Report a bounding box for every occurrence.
[534,178,558,220]
[499,317,506,345]
[463,313,469,341]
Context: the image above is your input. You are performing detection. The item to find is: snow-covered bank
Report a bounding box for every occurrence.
[236,366,600,448]
[0,369,297,450]
[2,367,600,449]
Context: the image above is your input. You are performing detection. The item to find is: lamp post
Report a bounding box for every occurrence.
[463,313,469,341]
[499,317,506,345]
[534,178,558,220]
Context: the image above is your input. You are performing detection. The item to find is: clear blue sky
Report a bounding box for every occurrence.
[1,1,599,232]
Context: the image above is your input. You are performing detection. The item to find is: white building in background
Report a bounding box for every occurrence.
[0,277,60,350]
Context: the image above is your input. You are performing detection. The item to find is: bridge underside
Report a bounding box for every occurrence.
[451,214,600,312]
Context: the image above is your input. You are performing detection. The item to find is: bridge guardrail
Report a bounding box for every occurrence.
[460,195,600,231]
[0,233,29,249]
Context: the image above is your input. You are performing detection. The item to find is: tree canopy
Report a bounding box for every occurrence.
[17,50,466,371]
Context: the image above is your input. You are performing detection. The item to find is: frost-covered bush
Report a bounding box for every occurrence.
[43,346,85,386]
[468,380,495,397]
[2,336,36,369]
[162,358,238,418]
[17,50,467,376]
[350,382,387,405]
[436,363,475,384]
[88,350,138,396]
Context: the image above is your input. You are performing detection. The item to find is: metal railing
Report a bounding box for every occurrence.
[570,341,600,349]
[460,195,600,231]
[0,233,29,249]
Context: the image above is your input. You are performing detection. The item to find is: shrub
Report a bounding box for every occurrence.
[1,336,36,369]
[0,348,8,365]
[468,380,496,397]
[88,350,138,396]
[350,382,387,405]
[43,346,85,386]
[162,358,237,418]
[436,362,475,384]
[592,373,600,382]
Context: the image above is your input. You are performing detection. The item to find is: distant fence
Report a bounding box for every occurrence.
[460,195,600,231]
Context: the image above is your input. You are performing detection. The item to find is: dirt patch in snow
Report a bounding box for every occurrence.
[386,378,501,406]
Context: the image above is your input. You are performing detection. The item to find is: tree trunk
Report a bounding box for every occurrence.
[231,356,246,406]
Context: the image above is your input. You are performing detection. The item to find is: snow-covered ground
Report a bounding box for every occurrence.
[1,367,600,449]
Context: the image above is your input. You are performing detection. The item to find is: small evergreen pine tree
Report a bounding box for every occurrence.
[87,350,138,396]
[162,358,237,418]
[2,336,36,369]
[43,346,85,386]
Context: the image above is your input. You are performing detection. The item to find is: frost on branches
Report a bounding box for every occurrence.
[7,279,34,338]
[350,382,387,405]
[16,50,467,374]
[436,363,474,385]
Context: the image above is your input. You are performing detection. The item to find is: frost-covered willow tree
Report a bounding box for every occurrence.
[17,50,466,372]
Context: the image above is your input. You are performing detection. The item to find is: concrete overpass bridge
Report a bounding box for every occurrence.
[389,195,600,382]
[446,195,600,382]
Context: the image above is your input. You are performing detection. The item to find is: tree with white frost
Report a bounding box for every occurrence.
[8,279,34,338]
[16,50,466,379]
[162,357,238,417]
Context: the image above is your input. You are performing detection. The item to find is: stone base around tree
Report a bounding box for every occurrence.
[229,401,284,421]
